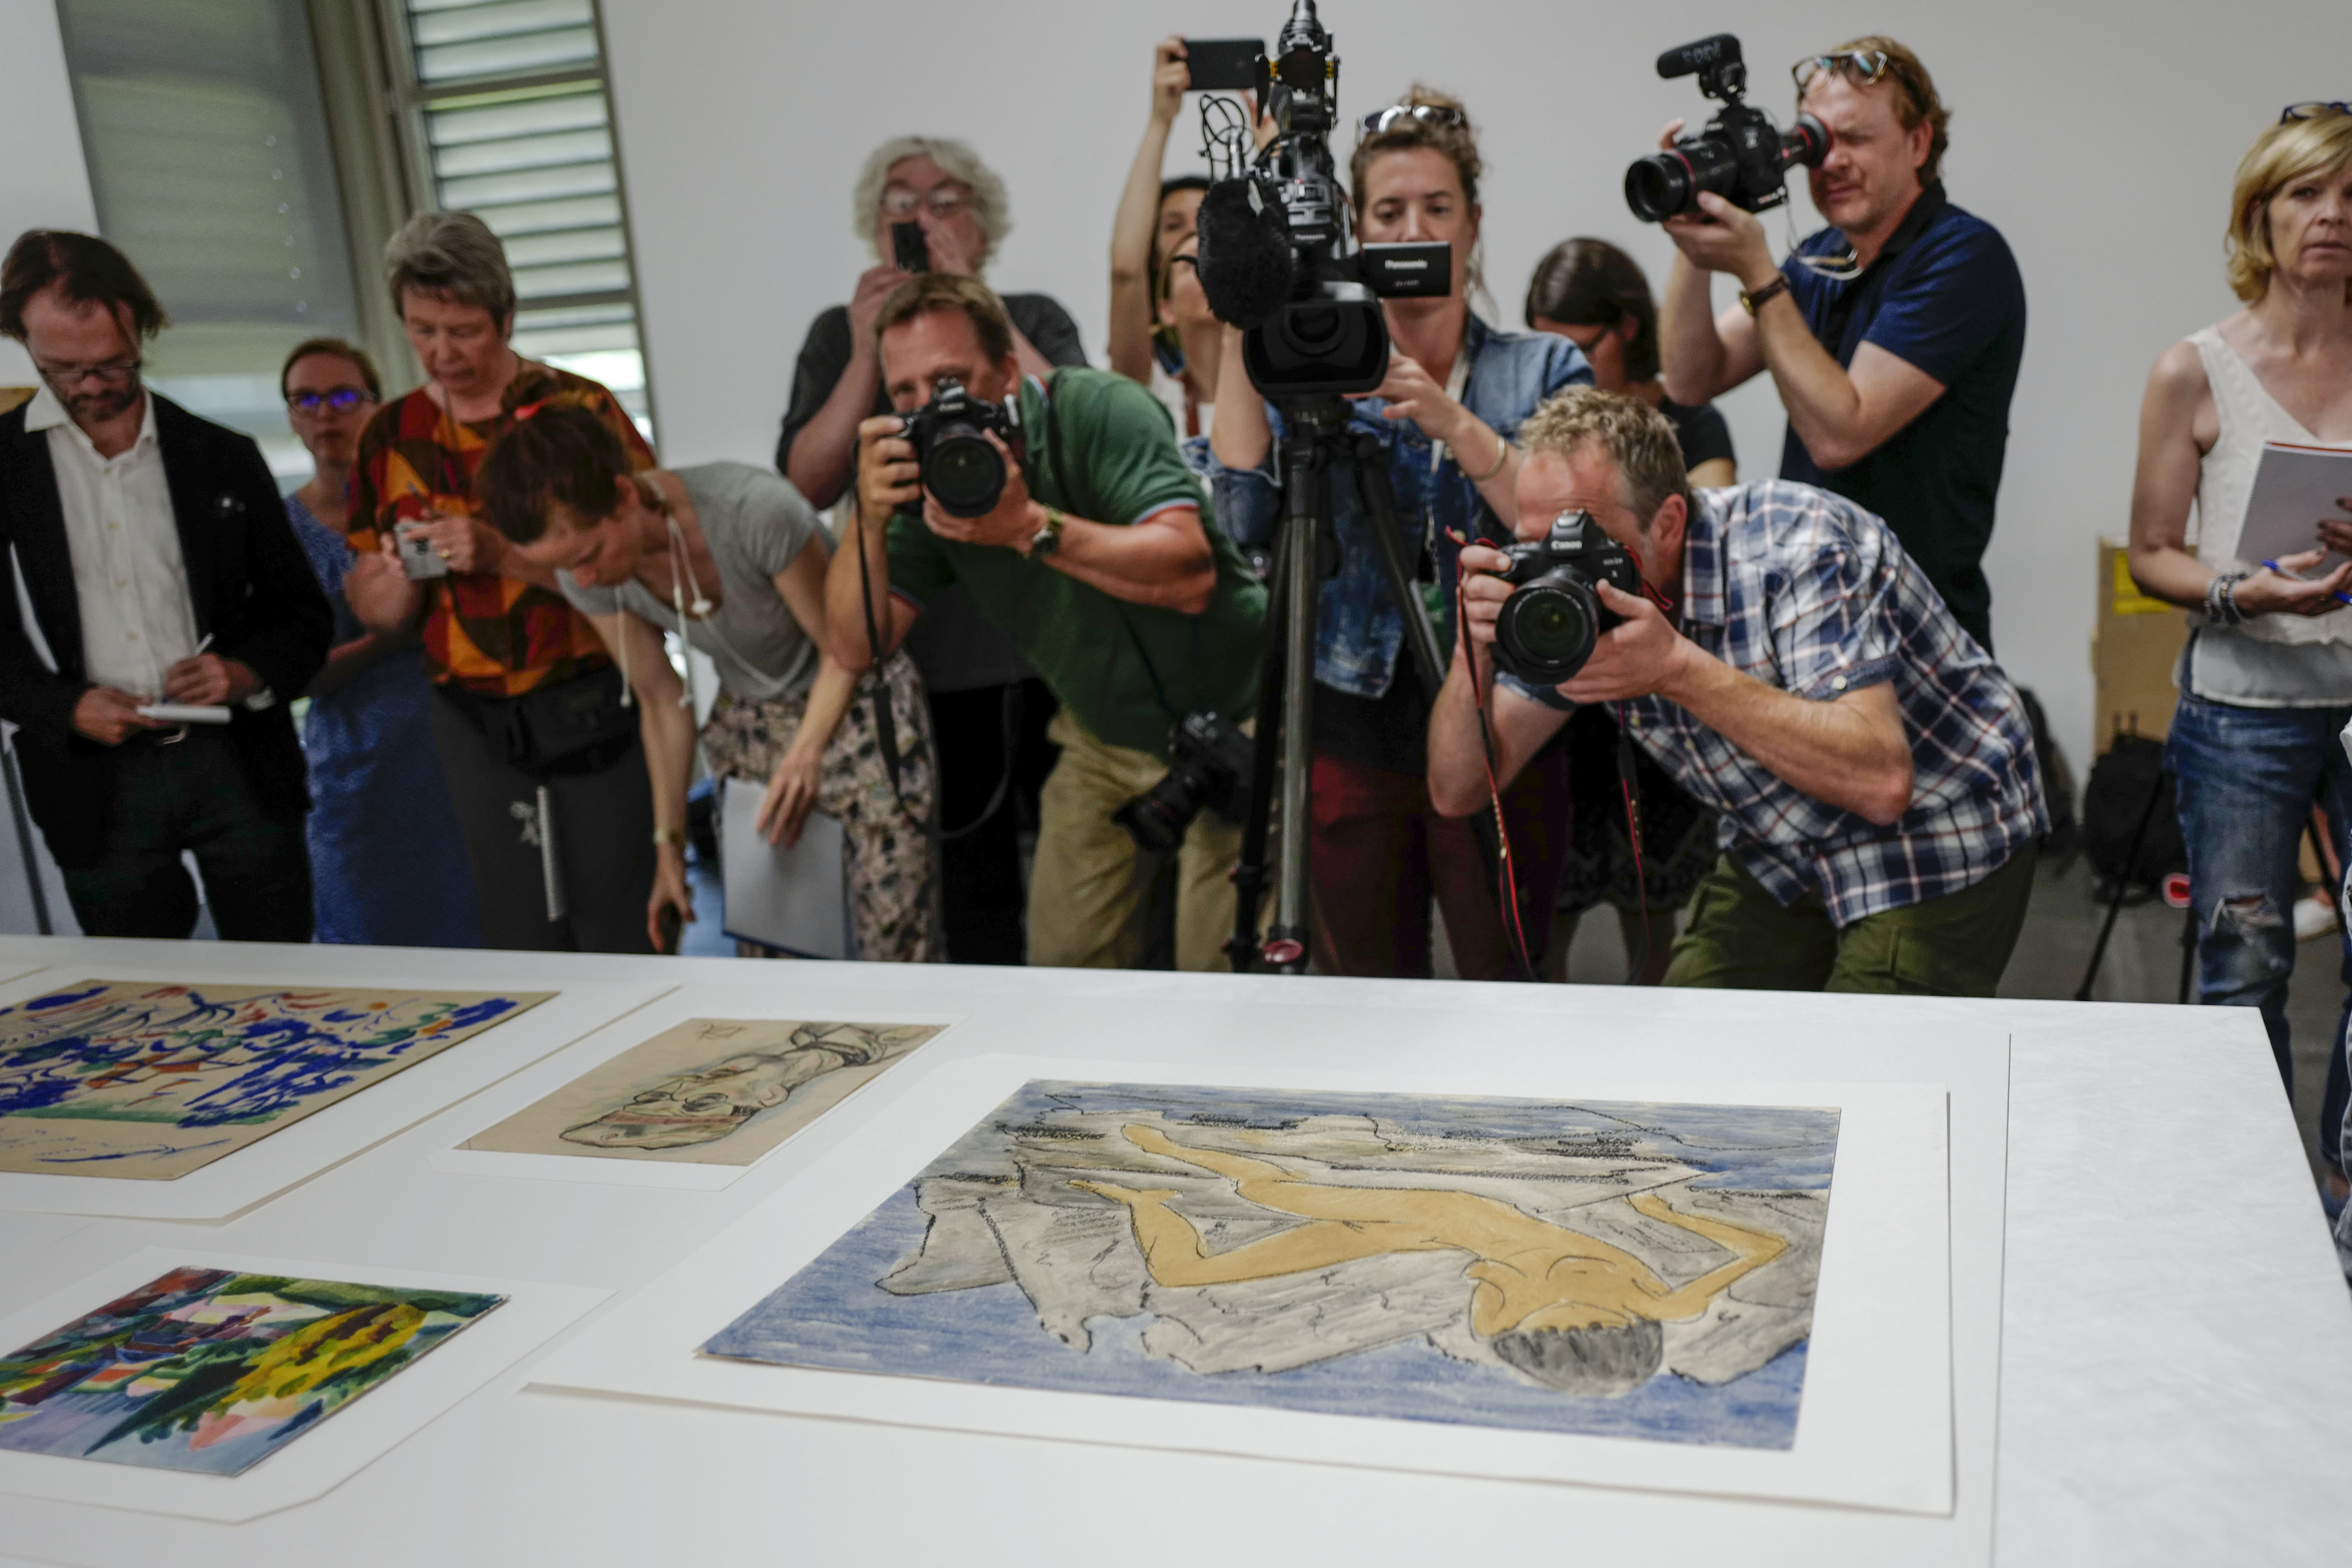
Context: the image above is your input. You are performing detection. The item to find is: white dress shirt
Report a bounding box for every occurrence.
[24,384,200,697]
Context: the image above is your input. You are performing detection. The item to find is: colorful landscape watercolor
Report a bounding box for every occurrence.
[0,980,548,1179]
[704,1082,1840,1450]
[0,1266,505,1475]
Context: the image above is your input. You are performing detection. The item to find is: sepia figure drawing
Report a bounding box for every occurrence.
[0,980,545,1180]
[704,1083,1838,1449]
[562,1023,918,1150]
[1075,1121,1786,1396]
[460,1018,941,1166]
[0,1266,503,1475]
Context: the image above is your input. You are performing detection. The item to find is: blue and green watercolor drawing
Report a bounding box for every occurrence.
[0,1265,503,1474]
[0,980,544,1179]
[704,1082,1840,1449]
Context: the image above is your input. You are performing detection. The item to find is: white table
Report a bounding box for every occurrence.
[2,935,2347,1566]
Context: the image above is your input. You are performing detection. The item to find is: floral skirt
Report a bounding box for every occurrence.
[699,652,937,962]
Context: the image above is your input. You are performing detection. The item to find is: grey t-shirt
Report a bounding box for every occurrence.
[560,462,822,702]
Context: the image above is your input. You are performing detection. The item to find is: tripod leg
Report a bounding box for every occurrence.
[1226,532,1291,971]
[1267,426,1324,972]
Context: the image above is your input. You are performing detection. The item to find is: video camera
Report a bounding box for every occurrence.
[1487,511,1643,686]
[1192,0,1450,396]
[903,376,1017,518]
[1624,34,1827,224]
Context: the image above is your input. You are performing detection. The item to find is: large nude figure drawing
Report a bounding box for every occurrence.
[1076,1121,1786,1396]
[704,1082,1838,1449]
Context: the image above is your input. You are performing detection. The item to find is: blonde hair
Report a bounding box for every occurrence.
[1518,387,1690,526]
[851,136,1012,267]
[1351,85,1485,301]
[2226,111,2352,304]
[1806,37,1950,185]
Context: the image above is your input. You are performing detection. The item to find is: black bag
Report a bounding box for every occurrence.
[438,664,639,780]
[2079,733,2184,892]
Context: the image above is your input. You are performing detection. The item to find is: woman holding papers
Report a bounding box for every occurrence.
[474,402,936,962]
[2124,106,2352,1193]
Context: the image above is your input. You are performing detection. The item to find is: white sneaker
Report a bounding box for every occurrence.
[2296,891,2340,942]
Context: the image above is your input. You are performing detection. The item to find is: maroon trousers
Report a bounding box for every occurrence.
[1307,747,1571,980]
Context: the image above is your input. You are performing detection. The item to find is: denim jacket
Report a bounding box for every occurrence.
[1200,313,1590,699]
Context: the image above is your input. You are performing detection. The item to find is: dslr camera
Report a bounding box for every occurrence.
[1487,511,1643,686]
[1624,34,1827,223]
[903,376,1017,518]
[1114,710,1254,857]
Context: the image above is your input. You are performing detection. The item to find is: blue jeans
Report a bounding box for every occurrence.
[2165,693,2352,1132]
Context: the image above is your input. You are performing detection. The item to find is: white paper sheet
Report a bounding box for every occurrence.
[0,1247,608,1522]
[0,961,670,1219]
[531,1052,1956,1516]
[721,778,849,957]
[427,985,963,1190]
[2236,438,2352,569]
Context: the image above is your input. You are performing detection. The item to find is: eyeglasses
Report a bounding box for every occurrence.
[34,354,141,389]
[879,184,971,221]
[1792,50,1892,93]
[285,386,376,415]
[1360,104,1464,136]
[2281,101,2352,123]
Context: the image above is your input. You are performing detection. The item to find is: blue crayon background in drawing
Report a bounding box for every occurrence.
[705,1083,1838,1449]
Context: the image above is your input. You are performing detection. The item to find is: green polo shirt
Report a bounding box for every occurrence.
[887,368,1265,761]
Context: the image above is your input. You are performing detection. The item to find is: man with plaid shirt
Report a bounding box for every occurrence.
[1429,387,2045,993]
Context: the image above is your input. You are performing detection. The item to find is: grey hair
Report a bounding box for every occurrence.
[850,136,1011,267]
[384,210,516,324]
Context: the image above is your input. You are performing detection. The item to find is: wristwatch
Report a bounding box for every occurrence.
[1739,275,1792,317]
[1027,504,1065,561]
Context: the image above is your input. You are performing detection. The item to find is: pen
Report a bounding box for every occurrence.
[2260,560,2352,608]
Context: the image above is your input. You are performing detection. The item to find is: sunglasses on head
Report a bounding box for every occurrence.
[2280,100,2352,123]
[1792,50,1892,93]
[1360,104,1464,136]
[285,387,375,415]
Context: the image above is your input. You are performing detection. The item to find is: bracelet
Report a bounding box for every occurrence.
[653,827,685,848]
[1464,427,1512,484]
[2205,570,2251,626]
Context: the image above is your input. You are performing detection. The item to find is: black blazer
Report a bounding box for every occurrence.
[0,394,331,867]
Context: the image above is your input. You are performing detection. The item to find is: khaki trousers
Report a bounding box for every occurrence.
[1026,708,1242,972]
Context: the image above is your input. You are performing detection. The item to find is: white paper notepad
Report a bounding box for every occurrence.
[721,776,850,958]
[2236,439,2352,569]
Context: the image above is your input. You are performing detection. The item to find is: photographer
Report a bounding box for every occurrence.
[1429,388,2045,994]
[1655,37,2023,652]
[344,212,657,954]
[777,135,1086,965]
[1525,237,1730,980]
[827,273,1266,971]
[1109,38,1216,435]
[1205,88,1589,979]
[2122,108,2352,1165]
[476,404,936,962]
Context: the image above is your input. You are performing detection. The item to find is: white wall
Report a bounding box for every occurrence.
[600,0,2343,771]
[0,0,99,386]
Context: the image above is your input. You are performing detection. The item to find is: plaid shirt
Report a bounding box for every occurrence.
[348,365,654,697]
[1504,482,2046,925]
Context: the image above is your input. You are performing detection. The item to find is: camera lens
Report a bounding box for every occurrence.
[923,429,1006,518]
[1624,155,1691,223]
[1495,578,1600,683]
[1114,770,1206,857]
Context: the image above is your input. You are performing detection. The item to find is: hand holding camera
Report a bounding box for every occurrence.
[857,378,1032,547]
[393,509,490,578]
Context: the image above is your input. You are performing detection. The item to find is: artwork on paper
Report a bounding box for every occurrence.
[0,1266,505,1475]
[0,980,549,1180]
[461,1018,942,1166]
[704,1082,1840,1450]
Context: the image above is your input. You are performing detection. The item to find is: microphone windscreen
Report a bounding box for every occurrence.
[1195,178,1292,331]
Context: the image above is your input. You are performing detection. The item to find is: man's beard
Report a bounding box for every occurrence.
[64,377,142,426]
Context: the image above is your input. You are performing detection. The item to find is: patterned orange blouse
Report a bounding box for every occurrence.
[348,363,655,697]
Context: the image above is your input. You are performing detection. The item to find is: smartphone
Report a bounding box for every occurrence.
[891,220,930,273]
[395,519,449,579]
[1184,37,1265,92]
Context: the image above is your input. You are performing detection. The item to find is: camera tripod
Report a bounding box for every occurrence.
[1225,395,1449,974]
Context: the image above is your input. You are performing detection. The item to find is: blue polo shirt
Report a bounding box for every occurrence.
[1780,182,2026,652]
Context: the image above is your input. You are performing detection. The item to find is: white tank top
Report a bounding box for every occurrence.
[2184,324,2352,705]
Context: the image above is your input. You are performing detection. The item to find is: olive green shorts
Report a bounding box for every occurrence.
[1662,844,2038,996]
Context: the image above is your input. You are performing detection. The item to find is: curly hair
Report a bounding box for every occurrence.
[1518,387,1691,527]
[1350,85,1484,298]
[852,136,1013,267]
[2225,110,2352,304]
